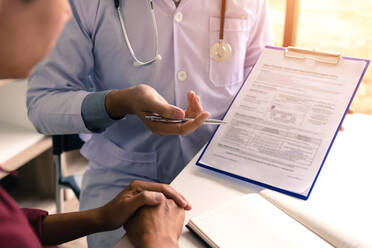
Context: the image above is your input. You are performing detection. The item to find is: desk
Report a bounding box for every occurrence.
[115,113,372,247]
[0,80,52,179]
[0,124,51,179]
[0,79,14,87]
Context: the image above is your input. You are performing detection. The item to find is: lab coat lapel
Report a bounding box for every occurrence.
[161,0,191,11]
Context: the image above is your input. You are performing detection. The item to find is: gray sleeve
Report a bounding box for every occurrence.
[81,91,118,132]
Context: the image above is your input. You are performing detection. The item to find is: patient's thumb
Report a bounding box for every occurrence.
[128,191,165,213]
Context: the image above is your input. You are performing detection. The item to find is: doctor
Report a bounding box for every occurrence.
[0,0,189,247]
[27,0,274,247]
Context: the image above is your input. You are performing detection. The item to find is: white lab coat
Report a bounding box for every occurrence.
[27,0,274,246]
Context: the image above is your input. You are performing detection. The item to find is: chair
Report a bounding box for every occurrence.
[52,134,84,213]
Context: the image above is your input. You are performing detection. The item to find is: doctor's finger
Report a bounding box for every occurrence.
[144,102,185,120]
[189,91,202,109]
[339,109,355,132]
[141,120,180,136]
[186,91,203,117]
[142,112,207,136]
[178,112,210,135]
[146,118,202,136]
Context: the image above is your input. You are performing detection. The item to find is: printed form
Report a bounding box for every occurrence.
[199,48,367,196]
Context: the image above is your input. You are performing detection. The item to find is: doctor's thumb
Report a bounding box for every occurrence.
[158,104,185,120]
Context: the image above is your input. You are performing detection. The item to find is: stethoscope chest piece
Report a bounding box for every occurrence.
[210,40,232,62]
[211,0,232,62]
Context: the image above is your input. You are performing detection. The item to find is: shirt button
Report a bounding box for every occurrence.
[177,71,187,81]
[174,12,183,23]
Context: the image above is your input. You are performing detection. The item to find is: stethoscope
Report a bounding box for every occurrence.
[114,0,232,67]
[210,0,232,63]
[114,0,161,67]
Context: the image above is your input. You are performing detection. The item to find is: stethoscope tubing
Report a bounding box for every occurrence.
[115,0,229,66]
[116,0,161,67]
[219,0,227,41]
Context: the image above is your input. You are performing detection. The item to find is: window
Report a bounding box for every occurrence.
[268,0,372,114]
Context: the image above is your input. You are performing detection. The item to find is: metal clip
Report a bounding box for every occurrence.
[284,46,342,64]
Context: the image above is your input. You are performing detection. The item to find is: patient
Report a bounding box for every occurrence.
[0,0,188,247]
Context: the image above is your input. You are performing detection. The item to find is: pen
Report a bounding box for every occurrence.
[145,115,228,125]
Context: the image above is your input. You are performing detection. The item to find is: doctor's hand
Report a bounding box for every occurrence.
[96,180,191,232]
[124,199,185,248]
[339,108,354,132]
[105,84,209,136]
[154,89,210,136]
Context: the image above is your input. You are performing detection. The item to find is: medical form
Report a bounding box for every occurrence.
[197,46,370,199]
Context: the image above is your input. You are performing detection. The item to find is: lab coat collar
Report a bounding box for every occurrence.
[161,0,191,12]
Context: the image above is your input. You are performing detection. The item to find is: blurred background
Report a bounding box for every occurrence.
[269,0,372,114]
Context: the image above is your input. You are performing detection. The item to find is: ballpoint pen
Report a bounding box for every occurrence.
[145,114,228,125]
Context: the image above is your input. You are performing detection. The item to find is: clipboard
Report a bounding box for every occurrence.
[196,46,370,200]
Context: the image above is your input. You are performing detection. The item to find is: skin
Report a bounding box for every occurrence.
[106,85,210,136]
[0,0,71,78]
[125,199,185,248]
[0,0,197,246]
[340,109,354,131]
[41,181,190,245]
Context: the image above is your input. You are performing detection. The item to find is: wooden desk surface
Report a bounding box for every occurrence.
[0,122,52,179]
